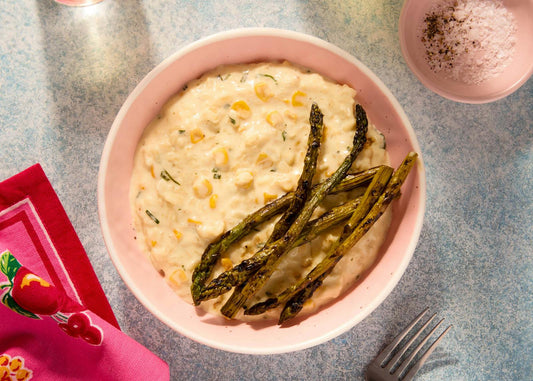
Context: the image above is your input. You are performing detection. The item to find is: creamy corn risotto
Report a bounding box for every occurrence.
[130,62,391,320]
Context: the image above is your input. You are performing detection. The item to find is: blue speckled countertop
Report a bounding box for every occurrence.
[1,1,531,380]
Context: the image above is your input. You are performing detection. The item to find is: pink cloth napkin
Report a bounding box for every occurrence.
[0,164,169,381]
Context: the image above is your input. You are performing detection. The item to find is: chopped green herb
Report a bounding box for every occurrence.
[178,129,186,134]
[218,74,231,81]
[229,116,236,125]
[182,84,188,91]
[282,130,287,141]
[259,73,277,83]
[213,173,222,180]
[240,71,249,83]
[161,169,180,185]
[145,210,160,224]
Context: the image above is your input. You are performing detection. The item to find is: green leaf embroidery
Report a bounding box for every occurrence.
[1,292,40,319]
[0,251,22,281]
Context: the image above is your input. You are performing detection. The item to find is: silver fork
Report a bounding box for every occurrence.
[366,308,452,381]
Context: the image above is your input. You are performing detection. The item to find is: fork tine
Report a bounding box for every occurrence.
[394,317,443,376]
[374,307,430,366]
[398,322,453,381]
[386,312,437,371]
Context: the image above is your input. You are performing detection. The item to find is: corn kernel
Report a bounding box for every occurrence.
[150,165,155,178]
[212,147,229,166]
[291,90,306,106]
[193,177,213,198]
[257,152,268,162]
[187,218,202,224]
[221,258,233,270]
[197,220,225,240]
[256,152,273,168]
[284,110,298,120]
[190,127,205,143]
[276,174,297,192]
[169,269,188,286]
[173,229,183,240]
[231,100,251,119]
[254,82,273,102]
[234,170,254,188]
[209,194,218,209]
[266,111,283,127]
[263,192,278,203]
[151,240,157,247]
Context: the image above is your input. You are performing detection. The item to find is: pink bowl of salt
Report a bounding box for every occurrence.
[399,0,533,103]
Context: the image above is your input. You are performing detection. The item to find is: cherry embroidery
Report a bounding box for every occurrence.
[1,251,104,346]
[10,267,62,316]
[55,312,103,345]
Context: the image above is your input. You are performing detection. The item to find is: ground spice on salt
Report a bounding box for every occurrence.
[419,0,517,85]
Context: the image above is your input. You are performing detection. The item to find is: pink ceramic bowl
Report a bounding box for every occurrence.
[399,0,533,104]
[98,28,425,354]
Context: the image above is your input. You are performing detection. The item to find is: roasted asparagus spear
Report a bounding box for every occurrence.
[266,103,324,244]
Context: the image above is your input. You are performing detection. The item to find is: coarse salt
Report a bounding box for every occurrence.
[419,0,517,85]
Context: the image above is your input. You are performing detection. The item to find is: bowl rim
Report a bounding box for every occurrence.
[98,27,426,354]
[398,0,533,104]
